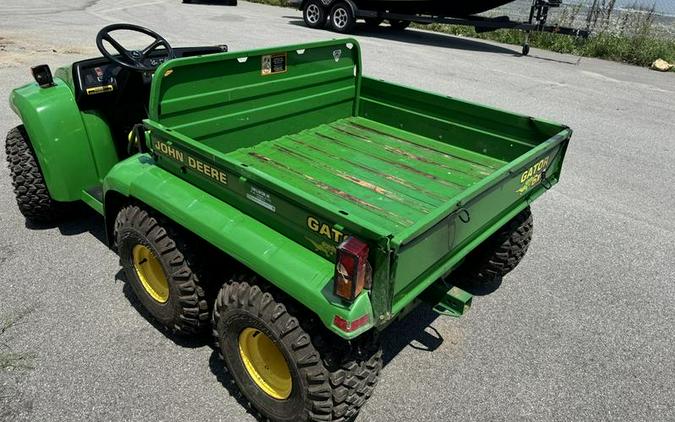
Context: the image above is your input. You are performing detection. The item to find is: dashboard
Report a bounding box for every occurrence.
[73,45,228,107]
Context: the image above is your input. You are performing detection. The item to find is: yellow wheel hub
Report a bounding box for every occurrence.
[238,328,292,400]
[132,244,169,303]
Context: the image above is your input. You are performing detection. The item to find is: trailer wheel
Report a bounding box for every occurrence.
[388,19,410,30]
[213,277,382,422]
[5,125,70,223]
[459,207,533,285]
[329,2,356,34]
[115,205,210,334]
[303,0,327,29]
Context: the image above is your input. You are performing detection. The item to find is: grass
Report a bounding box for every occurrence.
[243,0,675,68]
[415,23,675,67]
[413,0,675,68]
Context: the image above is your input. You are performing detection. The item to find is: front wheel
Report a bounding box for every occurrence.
[303,0,327,29]
[329,2,356,34]
[5,125,70,223]
[212,277,382,422]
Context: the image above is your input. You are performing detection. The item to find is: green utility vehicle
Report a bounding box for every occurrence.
[6,24,571,422]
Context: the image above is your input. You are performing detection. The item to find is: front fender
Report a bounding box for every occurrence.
[103,155,374,339]
[9,78,98,201]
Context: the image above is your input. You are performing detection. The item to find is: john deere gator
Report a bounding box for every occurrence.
[5,24,571,421]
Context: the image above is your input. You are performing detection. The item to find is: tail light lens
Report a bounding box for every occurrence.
[334,237,372,301]
[333,314,370,333]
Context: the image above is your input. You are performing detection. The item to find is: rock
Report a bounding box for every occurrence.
[650,58,673,72]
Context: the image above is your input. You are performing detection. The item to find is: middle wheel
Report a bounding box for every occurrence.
[329,2,356,34]
[115,204,210,334]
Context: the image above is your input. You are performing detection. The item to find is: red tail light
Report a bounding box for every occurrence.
[333,314,370,333]
[334,237,371,301]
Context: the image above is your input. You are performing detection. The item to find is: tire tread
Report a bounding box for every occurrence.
[5,125,67,222]
[212,276,382,422]
[461,207,534,283]
[114,204,210,334]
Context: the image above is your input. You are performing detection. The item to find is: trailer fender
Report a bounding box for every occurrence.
[102,155,374,339]
[8,79,99,202]
[335,0,358,16]
[343,0,359,18]
[300,0,333,10]
[302,0,357,15]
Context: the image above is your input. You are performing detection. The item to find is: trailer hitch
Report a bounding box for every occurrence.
[421,279,472,318]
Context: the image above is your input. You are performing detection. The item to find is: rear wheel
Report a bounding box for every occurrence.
[329,2,356,34]
[388,19,410,30]
[459,207,534,285]
[303,0,327,29]
[5,125,69,223]
[115,205,210,334]
[212,277,382,422]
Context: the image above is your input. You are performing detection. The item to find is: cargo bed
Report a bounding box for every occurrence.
[228,116,505,236]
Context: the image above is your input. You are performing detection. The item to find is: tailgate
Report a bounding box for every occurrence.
[390,128,571,304]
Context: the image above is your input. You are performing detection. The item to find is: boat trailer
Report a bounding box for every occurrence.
[295,0,590,56]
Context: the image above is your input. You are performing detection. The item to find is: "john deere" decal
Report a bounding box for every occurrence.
[153,139,228,186]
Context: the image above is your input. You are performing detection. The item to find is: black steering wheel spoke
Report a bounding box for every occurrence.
[102,33,128,56]
[142,39,164,56]
[96,23,175,72]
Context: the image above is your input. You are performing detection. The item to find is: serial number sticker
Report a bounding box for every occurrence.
[246,186,276,212]
[261,53,287,76]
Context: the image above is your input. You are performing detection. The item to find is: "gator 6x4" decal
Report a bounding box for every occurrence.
[307,216,345,243]
[517,156,550,194]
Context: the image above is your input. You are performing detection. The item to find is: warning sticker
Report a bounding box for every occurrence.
[246,186,276,212]
[261,53,287,76]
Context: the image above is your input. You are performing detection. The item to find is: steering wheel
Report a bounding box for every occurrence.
[96,23,175,72]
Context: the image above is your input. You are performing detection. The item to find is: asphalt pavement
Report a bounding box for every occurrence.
[0,1,674,421]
